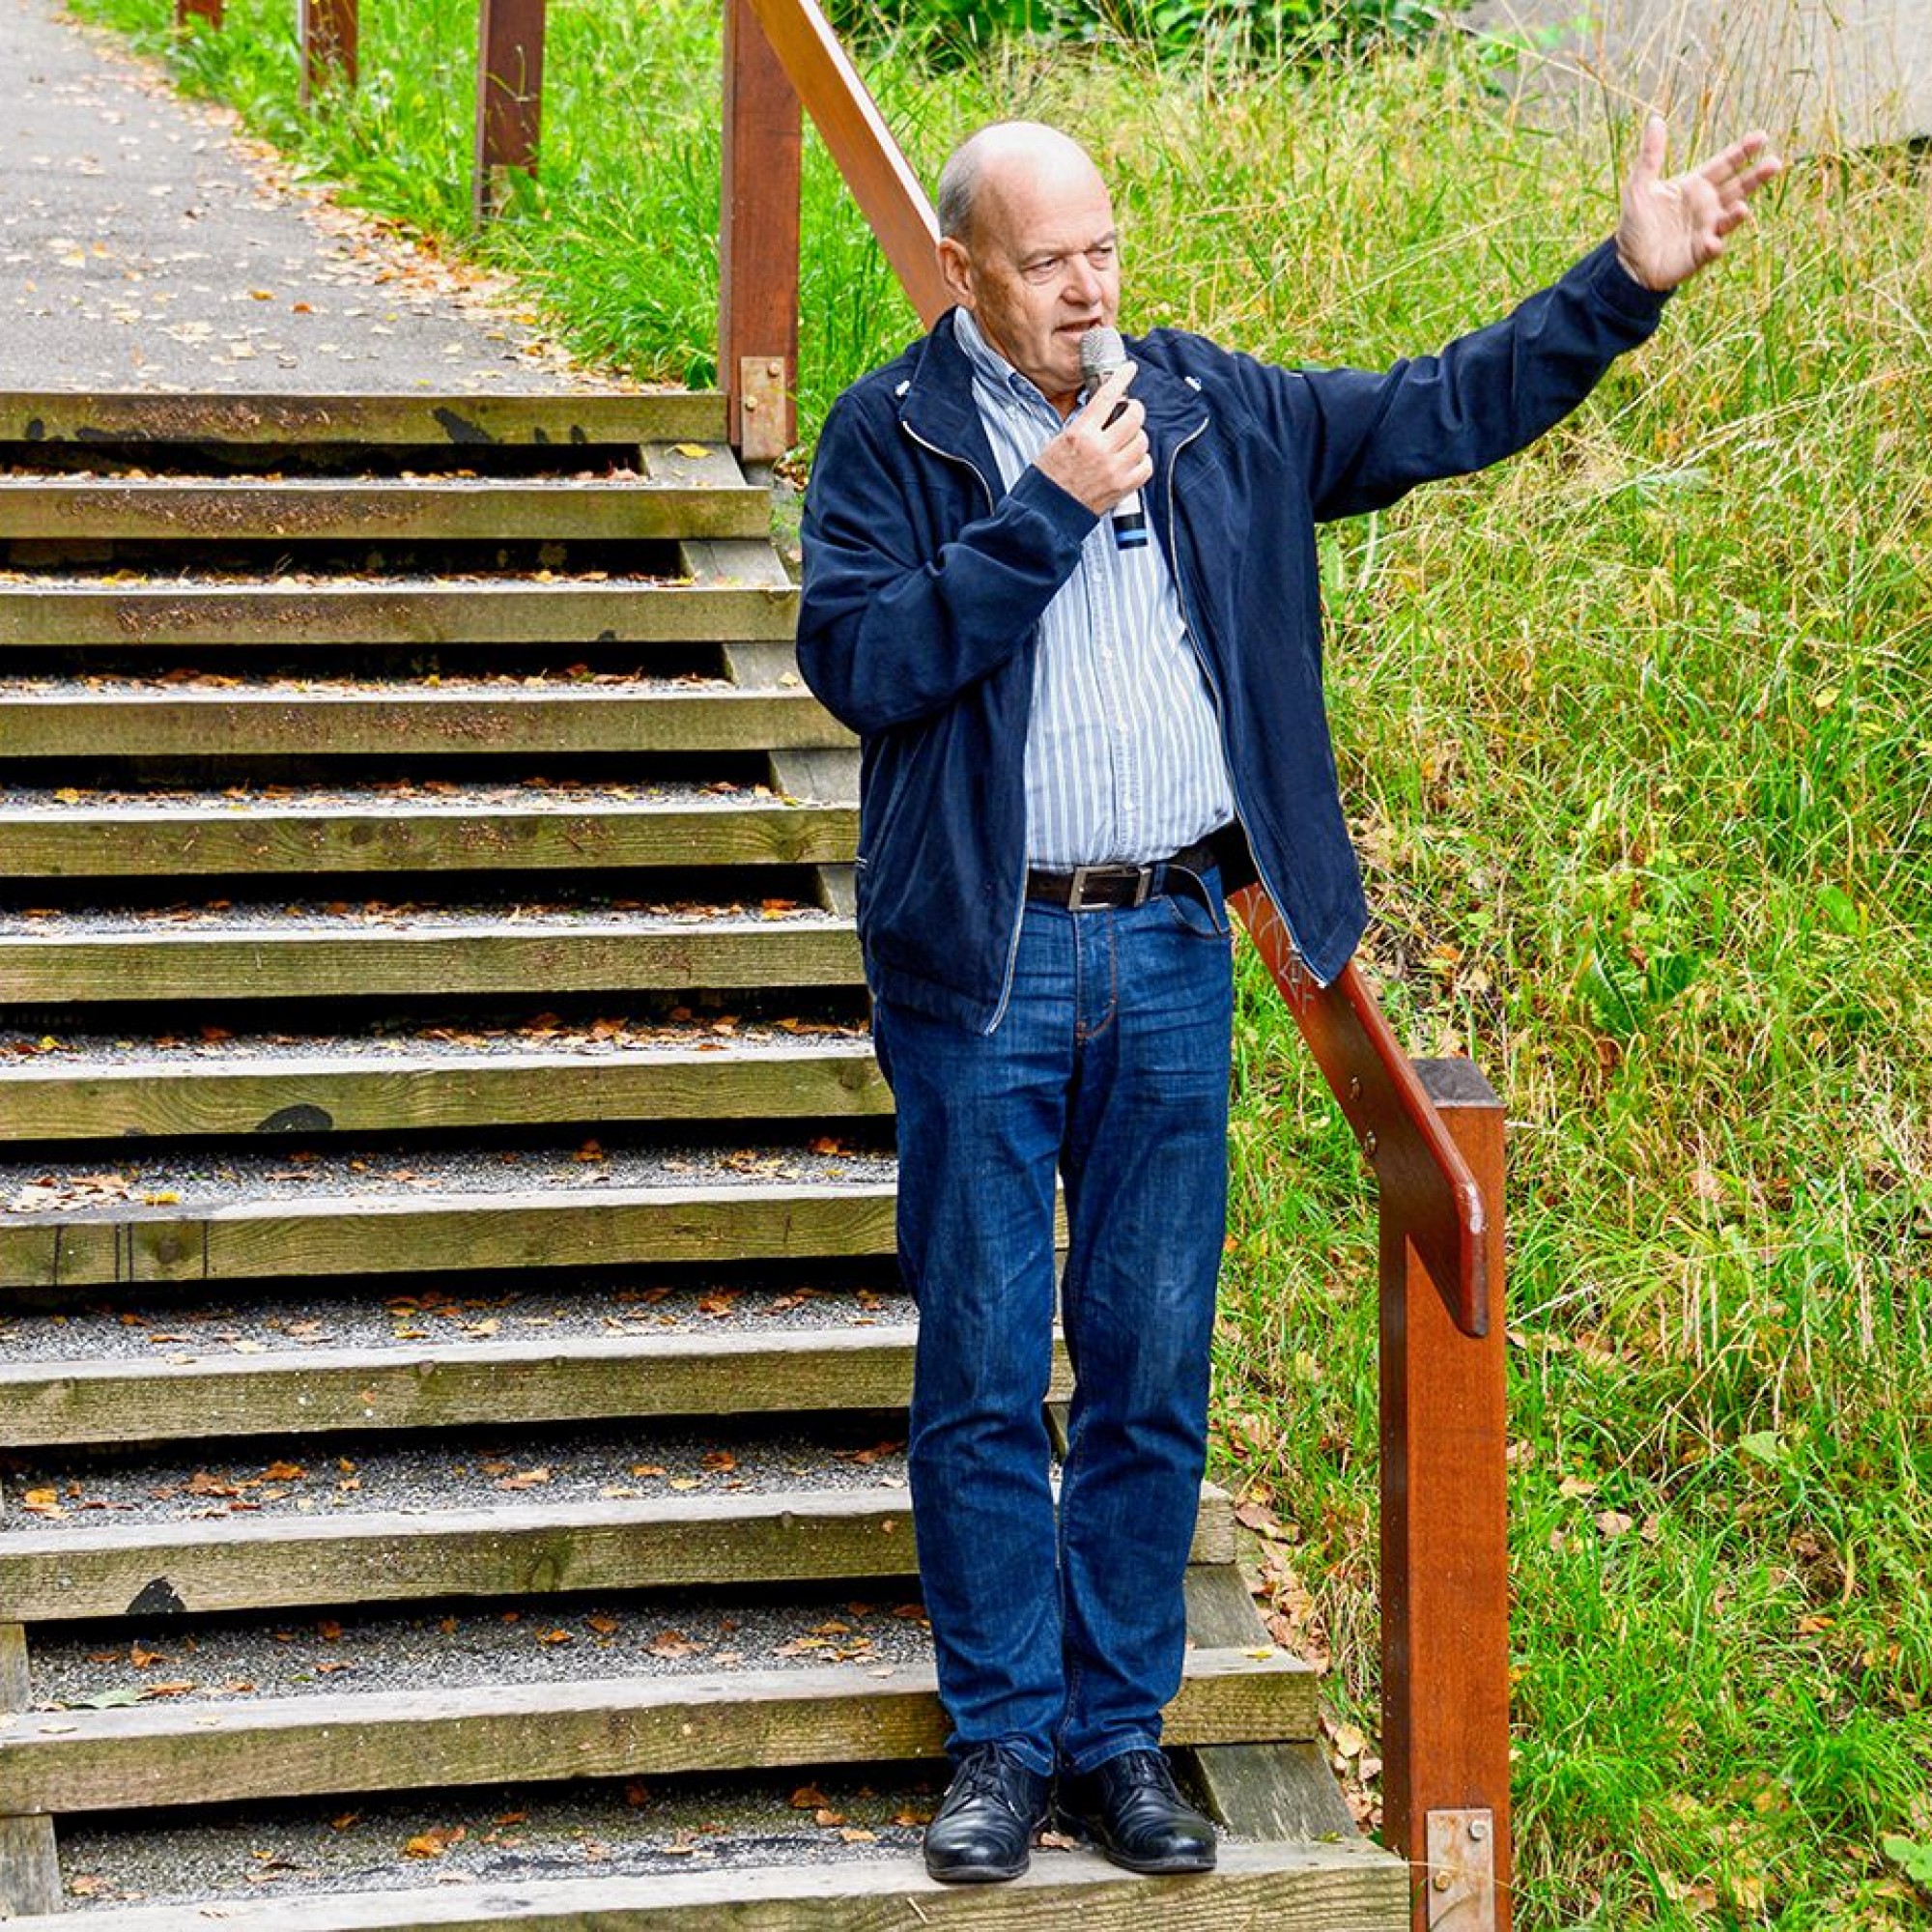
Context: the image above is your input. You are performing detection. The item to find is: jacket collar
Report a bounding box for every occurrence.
[898,307,1208,459]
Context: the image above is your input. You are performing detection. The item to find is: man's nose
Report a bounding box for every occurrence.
[1064,256,1102,305]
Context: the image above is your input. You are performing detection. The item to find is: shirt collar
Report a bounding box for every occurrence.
[952,308,1060,420]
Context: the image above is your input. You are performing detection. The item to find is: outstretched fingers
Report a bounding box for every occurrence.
[1695,130,1782,207]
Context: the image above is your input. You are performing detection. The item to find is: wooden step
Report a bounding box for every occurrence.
[0,684,852,759]
[0,582,797,648]
[1,1468,1225,1622]
[0,909,864,1003]
[0,1490,927,1620]
[0,1322,934,1448]
[0,790,857,878]
[0,1648,1314,1816]
[0,479,767,544]
[0,1032,886,1142]
[0,390,726,446]
[0,1171,897,1292]
[0,1841,1408,1932]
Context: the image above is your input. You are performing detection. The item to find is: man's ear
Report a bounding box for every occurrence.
[937,236,975,310]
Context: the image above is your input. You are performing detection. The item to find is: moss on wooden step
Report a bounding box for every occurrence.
[0,913,864,1004]
[0,1036,887,1143]
[0,1322,934,1449]
[0,795,857,879]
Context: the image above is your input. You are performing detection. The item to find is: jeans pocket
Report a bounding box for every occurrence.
[1160,867,1232,941]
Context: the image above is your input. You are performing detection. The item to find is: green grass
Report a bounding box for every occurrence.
[67,1,1932,1921]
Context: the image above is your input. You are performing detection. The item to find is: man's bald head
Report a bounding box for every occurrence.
[935,122,1107,248]
[931,120,1122,416]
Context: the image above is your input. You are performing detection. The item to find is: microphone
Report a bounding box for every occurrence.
[1078,324,1150,551]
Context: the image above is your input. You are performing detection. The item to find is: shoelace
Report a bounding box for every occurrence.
[952,1746,1033,1808]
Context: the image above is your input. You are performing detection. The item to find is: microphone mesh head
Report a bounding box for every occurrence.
[1078,325,1124,385]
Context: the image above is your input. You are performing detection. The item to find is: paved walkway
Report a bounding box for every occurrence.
[0,0,611,394]
[1463,0,1931,151]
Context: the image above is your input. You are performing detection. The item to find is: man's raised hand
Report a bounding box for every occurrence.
[1615,114,1782,292]
[1035,363,1153,516]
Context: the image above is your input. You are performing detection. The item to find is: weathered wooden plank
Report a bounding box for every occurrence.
[770,745,861,807]
[0,1179,897,1291]
[741,0,948,326]
[723,639,803,692]
[0,1489,924,1618]
[0,920,863,1005]
[474,0,547,220]
[1177,1565,1360,1844]
[0,582,796,647]
[0,1443,1222,1620]
[0,1038,887,1142]
[0,688,852,759]
[0,1323,931,1449]
[0,480,766,543]
[721,0,802,457]
[299,0,357,99]
[0,1840,1409,1932]
[1380,1060,1512,1924]
[0,1648,1317,1814]
[0,798,857,878]
[0,392,725,445]
[0,1624,63,1918]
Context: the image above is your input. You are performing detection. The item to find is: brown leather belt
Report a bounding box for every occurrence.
[1025,837,1220,913]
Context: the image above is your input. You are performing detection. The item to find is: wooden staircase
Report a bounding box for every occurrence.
[0,391,1407,1927]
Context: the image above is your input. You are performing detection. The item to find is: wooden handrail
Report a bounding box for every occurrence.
[741,0,949,326]
[1234,889,1490,1336]
[722,8,1511,1921]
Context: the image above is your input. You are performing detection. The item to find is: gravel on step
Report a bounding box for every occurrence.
[26,1579,933,1711]
[0,779,803,813]
[5,1417,912,1538]
[50,1761,969,1912]
[0,1275,908,1363]
[0,896,839,937]
[0,1013,869,1066]
[1,1136,895,1214]
[0,670,736,696]
[0,569,695,588]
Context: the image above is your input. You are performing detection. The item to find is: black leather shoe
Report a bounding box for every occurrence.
[1057,1747,1218,1873]
[923,1744,1052,1883]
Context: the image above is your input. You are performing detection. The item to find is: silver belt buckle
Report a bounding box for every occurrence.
[1066,864,1151,910]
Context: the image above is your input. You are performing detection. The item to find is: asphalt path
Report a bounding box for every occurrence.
[0,0,611,394]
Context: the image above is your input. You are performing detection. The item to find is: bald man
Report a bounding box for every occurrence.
[798,117,1777,1884]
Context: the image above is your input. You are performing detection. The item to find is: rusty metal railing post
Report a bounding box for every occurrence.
[474,0,546,225]
[1380,1059,1511,1932]
[298,0,358,105]
[720,0,802,461]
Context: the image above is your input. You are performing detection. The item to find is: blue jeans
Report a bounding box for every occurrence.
[871,867,1235,1778]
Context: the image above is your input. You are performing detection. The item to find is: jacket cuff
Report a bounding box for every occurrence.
[1581,236,1674,327]
[1008,460,1102,554]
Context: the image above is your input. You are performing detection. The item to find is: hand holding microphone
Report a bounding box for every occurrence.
[1077,324,1151,550]
[1035,344,1152,536]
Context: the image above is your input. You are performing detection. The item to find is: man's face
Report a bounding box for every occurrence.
[939,160,1121,416]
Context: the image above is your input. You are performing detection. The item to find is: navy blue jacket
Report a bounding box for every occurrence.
[798,240,1668,1031]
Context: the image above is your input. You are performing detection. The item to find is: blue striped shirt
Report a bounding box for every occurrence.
[953,309,1233,868]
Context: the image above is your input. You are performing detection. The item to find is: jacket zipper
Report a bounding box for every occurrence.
[1161,414,1327,986]
[896,418,1034,1034]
